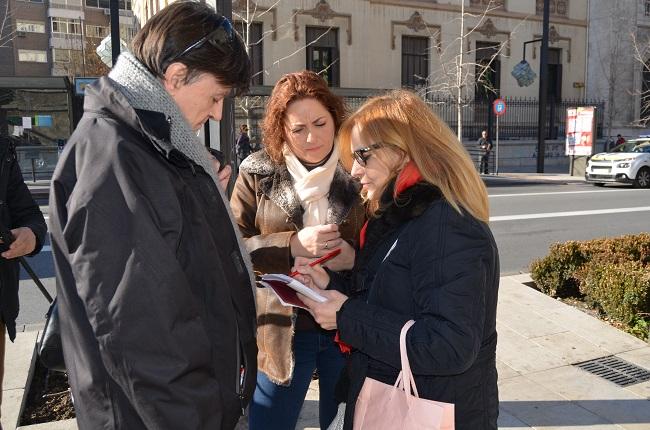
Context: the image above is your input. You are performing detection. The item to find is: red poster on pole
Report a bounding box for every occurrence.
[566,107,595,156]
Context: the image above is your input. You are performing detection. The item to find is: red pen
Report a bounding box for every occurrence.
[290,248,342,277]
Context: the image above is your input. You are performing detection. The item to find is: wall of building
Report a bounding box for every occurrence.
[11,0,50,76]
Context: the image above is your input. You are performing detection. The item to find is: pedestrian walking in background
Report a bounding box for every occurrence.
[236,123,252,163]
[294,90,500,430]
[230,70,365,430]
[0,135,47,428]
[48,2,257,429]
[478,129,493,174]
[616,134,626,147]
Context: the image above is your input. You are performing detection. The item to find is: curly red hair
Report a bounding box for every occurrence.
[262,71,346,163]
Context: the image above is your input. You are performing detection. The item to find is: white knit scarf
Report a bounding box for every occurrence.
[283,144,339,227]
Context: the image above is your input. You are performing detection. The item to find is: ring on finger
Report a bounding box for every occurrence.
[324,240,330,250]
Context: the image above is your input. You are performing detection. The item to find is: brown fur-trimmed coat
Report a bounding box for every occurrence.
[230,149,365,385]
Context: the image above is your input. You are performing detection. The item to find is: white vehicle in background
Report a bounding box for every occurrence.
[585,138,650,188]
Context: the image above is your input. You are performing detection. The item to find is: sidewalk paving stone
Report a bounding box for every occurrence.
[4,274,650,430]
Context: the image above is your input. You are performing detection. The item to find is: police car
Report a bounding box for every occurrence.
[585,137,650,188]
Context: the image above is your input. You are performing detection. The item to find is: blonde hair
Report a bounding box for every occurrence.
[339,90,489,223]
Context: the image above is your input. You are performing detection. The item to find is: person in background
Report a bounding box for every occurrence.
[0,135,47,429]
[294,90,500,430]
[477,129,493,174]
[230,70,365,430]
[616,134,626,147]
[48,2,257,428]
[236,123,252,163]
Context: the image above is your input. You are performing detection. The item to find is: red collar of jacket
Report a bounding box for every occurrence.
[359,161,422,249]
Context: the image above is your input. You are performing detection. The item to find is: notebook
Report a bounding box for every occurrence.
[258,274,327,310]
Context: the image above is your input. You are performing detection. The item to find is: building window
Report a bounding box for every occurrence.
[53,48,71,63]
[50,0,82,7]
[85,0,131,10]
[17,0,44,3]
[306,26,339,87]
[475,42,501,101]
[536,0,568,17]
[86,25,109,38]
[235,21,263,86]
[401,36,429,89]
[119,25,136,42]
[52,18,82,35]
[470,0,505,9]
[646,0,650,16]
[18,49,47,62]
[547,47,562,101]
[16,21,46,33]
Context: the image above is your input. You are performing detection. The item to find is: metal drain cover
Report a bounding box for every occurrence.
[573,356,650,387]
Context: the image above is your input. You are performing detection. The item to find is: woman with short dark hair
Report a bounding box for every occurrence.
[49,2,257,429]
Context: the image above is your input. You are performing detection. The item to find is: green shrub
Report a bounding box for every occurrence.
[578,261,650,326]
[530,234,650,298]
[530,241,588,297]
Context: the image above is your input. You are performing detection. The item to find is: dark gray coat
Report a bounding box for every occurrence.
[0,136,47,341]
[49,78,257,430]
[332,182,500,430]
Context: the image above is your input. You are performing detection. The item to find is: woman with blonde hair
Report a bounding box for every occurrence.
[294,89,500,429]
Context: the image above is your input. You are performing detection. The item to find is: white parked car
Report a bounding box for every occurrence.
[585,139,650,188]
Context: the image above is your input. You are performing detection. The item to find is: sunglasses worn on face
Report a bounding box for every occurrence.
[352,143,382,166]
[167,17,235,66]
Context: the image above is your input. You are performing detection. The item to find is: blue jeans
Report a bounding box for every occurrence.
[249,330,345,430]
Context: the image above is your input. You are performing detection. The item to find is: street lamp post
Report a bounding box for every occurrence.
[109,0,120,66]
[536,0,551,173]
[216,0,236,190]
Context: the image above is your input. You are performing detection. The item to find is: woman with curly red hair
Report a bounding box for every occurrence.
[230,70,365,430]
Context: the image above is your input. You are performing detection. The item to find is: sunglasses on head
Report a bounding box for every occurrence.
[166,17,235,66]
[352,143,382,166]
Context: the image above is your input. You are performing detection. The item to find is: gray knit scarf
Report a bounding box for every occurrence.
[108,52,257,299]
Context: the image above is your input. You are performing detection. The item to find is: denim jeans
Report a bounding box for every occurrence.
[249,330,345,430]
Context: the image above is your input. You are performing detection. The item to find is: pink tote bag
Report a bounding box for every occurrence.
[353,320,455,430]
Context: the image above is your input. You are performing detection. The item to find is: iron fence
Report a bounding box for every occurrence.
[235,89,605,144]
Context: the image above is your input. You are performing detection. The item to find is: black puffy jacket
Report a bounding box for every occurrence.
[332,182,499,430]
[0,136,47,341]
[49,78,257,429]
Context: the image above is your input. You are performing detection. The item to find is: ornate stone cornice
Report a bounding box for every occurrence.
[368,0,587,28]
[467,18,511,56]
[232,0,277,41]
[293,0,352,45]
[391,11,441,51]
[533,25,572,62]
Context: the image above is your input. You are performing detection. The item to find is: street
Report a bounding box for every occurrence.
[14,181,650,328]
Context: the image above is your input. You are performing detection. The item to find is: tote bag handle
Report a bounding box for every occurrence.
[395,320,419,407]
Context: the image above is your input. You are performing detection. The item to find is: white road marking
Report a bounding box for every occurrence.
[490,206,650,222]
[490,189,648,198]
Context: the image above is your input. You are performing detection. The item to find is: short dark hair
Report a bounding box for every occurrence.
[262,71,346,163]
[131,1,251,96]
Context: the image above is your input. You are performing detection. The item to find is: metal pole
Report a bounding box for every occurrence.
[496,115,499,175]
[216,0,236,193]
[109,0,120,67]
[536,0,550,173]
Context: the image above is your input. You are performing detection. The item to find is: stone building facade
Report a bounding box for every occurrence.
[587,0,650,138]
[132,0,589,102]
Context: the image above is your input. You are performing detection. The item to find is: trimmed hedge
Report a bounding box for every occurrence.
[530,233,650,340]
[578,261,650,325]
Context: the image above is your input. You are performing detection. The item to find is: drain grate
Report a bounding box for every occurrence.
[573,356,650,387]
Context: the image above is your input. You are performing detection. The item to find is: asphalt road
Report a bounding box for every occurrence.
[13,180,650,327]
[488,181,650,275]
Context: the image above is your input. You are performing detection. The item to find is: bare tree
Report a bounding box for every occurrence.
[423,0,527,139]
[0,0,16,49]
[592,0,628,142]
